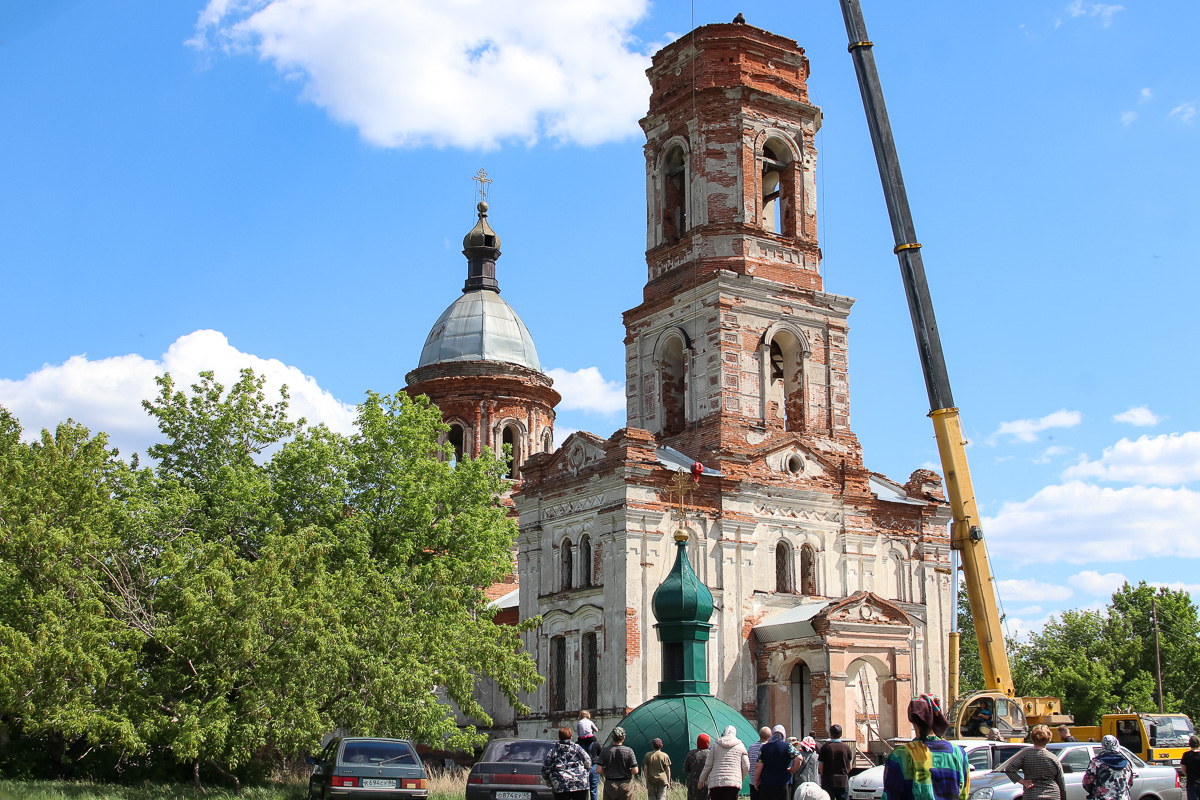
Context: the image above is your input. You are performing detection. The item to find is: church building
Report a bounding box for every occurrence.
[407,19,955,754]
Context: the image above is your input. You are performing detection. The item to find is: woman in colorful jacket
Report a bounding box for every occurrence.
[882,694,970,800]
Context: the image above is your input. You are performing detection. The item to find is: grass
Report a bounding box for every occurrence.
[0,781,302,800]
[0,770,695,800]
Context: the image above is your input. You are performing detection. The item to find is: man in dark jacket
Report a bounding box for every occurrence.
[818,725,853,800]
[755,725,800,800]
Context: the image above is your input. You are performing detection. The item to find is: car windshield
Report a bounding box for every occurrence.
[340,740,417,766]
[1147,715,1194,748]
[482,741,555,764]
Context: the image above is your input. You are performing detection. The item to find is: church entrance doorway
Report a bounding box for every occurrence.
[789,661,812,738]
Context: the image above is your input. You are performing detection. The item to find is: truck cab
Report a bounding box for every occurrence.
[1112,714,1194,766]
[1064,714,1195,766]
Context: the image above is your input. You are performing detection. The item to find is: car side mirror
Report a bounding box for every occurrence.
[969,766,976,772]
[1062,765,1073,774]
[306,756,317,765]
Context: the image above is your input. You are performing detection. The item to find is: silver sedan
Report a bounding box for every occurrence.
[967,743,1182,800]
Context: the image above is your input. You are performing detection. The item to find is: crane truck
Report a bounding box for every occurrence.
[835,0,1074,742]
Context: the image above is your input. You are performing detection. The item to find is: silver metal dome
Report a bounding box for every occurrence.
[417,290,542,371]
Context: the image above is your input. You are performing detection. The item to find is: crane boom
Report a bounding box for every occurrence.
[837,0,1014,698]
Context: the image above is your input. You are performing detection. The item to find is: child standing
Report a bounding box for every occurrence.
[577,710,599,750]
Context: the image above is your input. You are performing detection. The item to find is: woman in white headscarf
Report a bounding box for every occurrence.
[699,725,750,800]
[1083,735,1134,800]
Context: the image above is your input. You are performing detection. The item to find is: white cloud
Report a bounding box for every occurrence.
[0,330,357,457]
[985,481,1200,564]
[996,578,1074,603]
[1068,570,1127,596]
[1003,611,1056,639]
[1033,445,1069,464]
[1063,431,1200,485]
[1112,405,1162,427]
[189,0,655,149]
[1120,110,1138,126]
[1057,1,1124,27]
[546,366,626,415]
[989,409,1082,444]
[1139,88,1154,103]
[1169,102,1197,125]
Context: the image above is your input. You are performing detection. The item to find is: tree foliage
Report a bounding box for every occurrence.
[0,371,540,783]
[952,576,1200,726]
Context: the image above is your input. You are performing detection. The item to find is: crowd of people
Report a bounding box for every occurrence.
[538,698,1186,800]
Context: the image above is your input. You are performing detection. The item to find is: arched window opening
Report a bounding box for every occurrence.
[579,535,593,589]
[550,636,567,712]
[448,423,465,464]
[662,145,687,244]
[502,424,519,479]
[767,331,804,432]
[561,539,574,592]
[800,544,816,596]
[582,632,599,710]
[660,336,686,437]
[775,540,794,593]
[593,543,603,586]
[543,428,553,454]
[888,553,906,602]
[761,141,790,235]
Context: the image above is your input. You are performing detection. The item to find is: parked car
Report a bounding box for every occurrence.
[967,742,1183,800]
[465,738,558,800]
[849,741,1031,800]
[307,737,429,800]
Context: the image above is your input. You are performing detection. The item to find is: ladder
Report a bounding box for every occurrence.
[858,676,893,756]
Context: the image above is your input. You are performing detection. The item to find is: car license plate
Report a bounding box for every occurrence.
[362,779,397,788]
[496,792,532,800]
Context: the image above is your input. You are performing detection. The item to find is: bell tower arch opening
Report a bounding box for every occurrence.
[765,326,808,432]
[760,139,795,236]
[661,143,689,245]
[658,333,687,438]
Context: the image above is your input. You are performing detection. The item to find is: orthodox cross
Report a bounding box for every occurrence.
[472,168,492,205]
[667,470,694,536]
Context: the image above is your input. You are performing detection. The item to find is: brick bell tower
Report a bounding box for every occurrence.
[624,19,867,491]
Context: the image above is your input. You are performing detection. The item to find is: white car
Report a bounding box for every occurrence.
[849,741,1032,800]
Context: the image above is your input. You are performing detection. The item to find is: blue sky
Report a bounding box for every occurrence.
[2,0,1197,635]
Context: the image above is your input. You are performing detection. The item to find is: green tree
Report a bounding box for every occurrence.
[0,370,541,784]
[956,584,985,695]
[1105,582,1200,718]
[1010,609,1119,725]
[0,409,174,773]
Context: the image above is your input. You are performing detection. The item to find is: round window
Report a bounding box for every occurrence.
[786,455,803,474]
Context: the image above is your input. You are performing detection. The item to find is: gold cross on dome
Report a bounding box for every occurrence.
[668,470,694,537]
[472,168,492,204]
